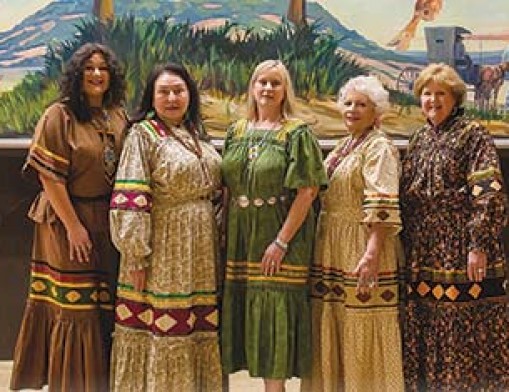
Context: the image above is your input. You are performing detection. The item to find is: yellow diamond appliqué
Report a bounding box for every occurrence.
[31,280,47,292]
[472,185,483,196]
[99,290,111,303]
[65,290,81,303]
[417,282,431,296]
[113,193,128,204]
[432,284,444,300]
[51,286,58,298]
[137,309,154,326]
[155,314,177,332]
[205,310,219,327]
[187,312,197,328]
[134,195,148,207]
[469,283,482,299]
[490,181,502,191]
[445,285,460,301]
[116,304,133,321]
[90,290,99,302]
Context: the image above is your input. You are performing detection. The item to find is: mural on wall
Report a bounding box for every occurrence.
[0,0,508,138]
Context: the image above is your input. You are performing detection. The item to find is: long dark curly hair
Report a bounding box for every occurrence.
[59,42,126,122]
[131,63,208,141]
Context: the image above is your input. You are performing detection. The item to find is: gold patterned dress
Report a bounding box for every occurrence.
[303,130,404,392]
[109,119,222,391]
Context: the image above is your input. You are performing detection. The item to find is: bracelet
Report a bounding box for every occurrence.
[274,237,288,252]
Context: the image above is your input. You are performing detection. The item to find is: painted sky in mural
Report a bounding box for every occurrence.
[0,0,508,138]
[2,0,508,51]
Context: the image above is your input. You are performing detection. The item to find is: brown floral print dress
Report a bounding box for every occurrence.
[400,110,509,392]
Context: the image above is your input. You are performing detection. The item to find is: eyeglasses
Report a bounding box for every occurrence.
[84,66,109,74]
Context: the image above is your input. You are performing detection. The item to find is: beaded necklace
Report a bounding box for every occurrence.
[91,108,117,185]
[326,129,371,178]
[246,121,280,161]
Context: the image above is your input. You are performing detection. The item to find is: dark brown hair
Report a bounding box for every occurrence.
[131,63,208,140]
[59,42,126,122]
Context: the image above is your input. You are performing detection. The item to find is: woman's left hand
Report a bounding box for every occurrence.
[467,249,487,282]
[353,253,380,295]
[261,242,285,276]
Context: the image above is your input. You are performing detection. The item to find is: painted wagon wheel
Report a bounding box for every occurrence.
[396,66,421,94]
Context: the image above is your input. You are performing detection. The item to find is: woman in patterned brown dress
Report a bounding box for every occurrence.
[400,63,509,391]
[10,43,128,391]
[109,63,222,391]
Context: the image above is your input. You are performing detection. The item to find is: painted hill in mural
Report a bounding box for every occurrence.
[0,0,409,67]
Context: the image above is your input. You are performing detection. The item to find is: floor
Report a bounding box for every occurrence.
[0,362,300,392]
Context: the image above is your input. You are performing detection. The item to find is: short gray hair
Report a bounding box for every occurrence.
[337,75,390,115]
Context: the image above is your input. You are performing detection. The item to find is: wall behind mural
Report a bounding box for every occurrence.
[0,0,508,138]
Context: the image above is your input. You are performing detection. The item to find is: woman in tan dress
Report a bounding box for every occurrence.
[303,76,404,392]
[109,63,222,391]
[10,43,128,391]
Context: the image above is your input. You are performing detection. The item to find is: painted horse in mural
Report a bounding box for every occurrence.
[475,62,509,112]
[387,0,443,51]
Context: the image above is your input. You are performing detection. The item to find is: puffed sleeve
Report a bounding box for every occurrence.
[222,121,238,155]
[110,123,155,271]
[23,103,72,183]
[284,124,328,190]
[465,123,508,253]
[361,134,401,235]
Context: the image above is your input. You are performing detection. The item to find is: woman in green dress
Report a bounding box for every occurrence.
[220,60,328,392]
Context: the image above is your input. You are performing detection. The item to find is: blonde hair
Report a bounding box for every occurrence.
[337,75,390,115]
[413,63,467,105]
[246,60,297,121]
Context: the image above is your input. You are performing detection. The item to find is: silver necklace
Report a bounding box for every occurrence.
[246,121,280,161]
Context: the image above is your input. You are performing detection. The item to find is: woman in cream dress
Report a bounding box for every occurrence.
[303,76,404,392]
[109,63,222,391]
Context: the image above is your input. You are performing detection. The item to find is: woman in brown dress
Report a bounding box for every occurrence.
[10,43,128,392]
[400,63,509,391]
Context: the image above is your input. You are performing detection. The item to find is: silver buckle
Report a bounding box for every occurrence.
[237,195,250,208]
[253,198,264,207]
[235,195,285,208]
[267,196,277,205]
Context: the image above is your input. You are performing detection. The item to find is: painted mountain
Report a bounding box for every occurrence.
[0,0,409,67]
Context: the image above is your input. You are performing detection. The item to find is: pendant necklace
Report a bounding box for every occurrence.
[246,120,280,161]
[152,119,212,187]
[92,108,117,185]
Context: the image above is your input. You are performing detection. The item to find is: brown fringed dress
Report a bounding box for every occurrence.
[10,103,127,392]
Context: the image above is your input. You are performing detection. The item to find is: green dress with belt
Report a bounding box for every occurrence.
[220,118,328,379]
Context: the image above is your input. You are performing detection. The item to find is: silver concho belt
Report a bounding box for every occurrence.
[233,195,287,208]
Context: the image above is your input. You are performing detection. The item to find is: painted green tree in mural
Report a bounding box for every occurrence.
[0,16,367,135]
